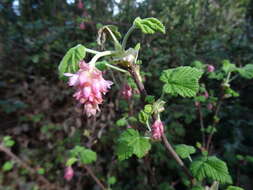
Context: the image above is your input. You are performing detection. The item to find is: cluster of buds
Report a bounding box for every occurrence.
[64,61,113,117]
[121,84,132,100]
[151,119,164,140]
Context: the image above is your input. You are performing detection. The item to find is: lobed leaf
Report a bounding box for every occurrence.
[190,156,232,184]
[160,66,203,97]
[175,144,196,159]
[238,64,253,79]
[133,17,165,34]
[116,129,151,160]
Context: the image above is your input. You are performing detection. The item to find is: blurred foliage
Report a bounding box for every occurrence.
[0,0,253,189]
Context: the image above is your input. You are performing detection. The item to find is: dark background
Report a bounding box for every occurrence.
[0,0,253,189]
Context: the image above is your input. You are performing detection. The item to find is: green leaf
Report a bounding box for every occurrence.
[238,64,253,79]
[175,144,196,159]
[144,104,153,114]
[116,129,151,160]
[106,25,122,39]
[190,156,232,184]
[108,176,117,185]
[80,149,97,164]
[2,161,14,172]
[95,61,108,71]
[3,136,15,147]
[138,110,149,124]
[226,186,244,190]
[191,186,204,190]
[160,66,203,97]
[116,141,133,161]
[116,118,127,127]
[69,146,97,164]
[133,17,165,34]
[37,168,45,175]
[58,44,86,78]
[66,157,78,166]
[222,60,237,74]
[145,95,155,103]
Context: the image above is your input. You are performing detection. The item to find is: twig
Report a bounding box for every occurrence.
[206,100,222,151]
[83,165,107,190]
[128,65,194,184]
[161,134,194,183]
[0,144,58,190]
[197,105,206,147]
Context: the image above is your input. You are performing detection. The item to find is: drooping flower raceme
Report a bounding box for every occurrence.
[121,84,132,100]
[151,119,164,140]
[64,166,74,181]
[64,61,113,117]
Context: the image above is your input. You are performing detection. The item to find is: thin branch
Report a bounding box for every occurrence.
[83,165,107,190]
[0,144,59,190]
[197,105,206,147]
[206,100,222,151]
[128,64,194,184]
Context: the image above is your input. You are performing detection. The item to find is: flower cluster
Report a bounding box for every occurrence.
[151,119,164,140]
[64,61,113,117]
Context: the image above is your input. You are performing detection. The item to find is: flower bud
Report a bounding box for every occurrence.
[151,119,164,140]
[207,103,213,111]
[121,84,132,100]
[77,0,83,9]
[64,166,74,181]
[79,22,85,30]
[204,91,209,98]
[207,65,215,72]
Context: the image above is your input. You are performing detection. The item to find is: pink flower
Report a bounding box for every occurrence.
[151,119,164,140]
[121,84,132,100]
[207,103,213,111]
[204,91,209,98]
[195,101,200,107]
[64,61,113,117]
[79,22,85,30]
[77,0,83,9]
[64,166,74,181]
[207,65,215,72]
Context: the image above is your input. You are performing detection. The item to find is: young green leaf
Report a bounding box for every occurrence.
[238,64,253,79]
[3,136,15,147]
[107,176,117,185]
[37,168,45,175]
[95,61,108,71]
[66,157,78,166]
[116,129,151,160]
[190,156,232,184]
[133,17,165,34]
[116,118,127,127]
[69,146,97,164]
[175,144,196,159]
[80,149,97,164]
[160,66,203,97]
[222,60,237,74]
[58,44,86,78]
[2,161,14,172]
[226,186,244,190]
